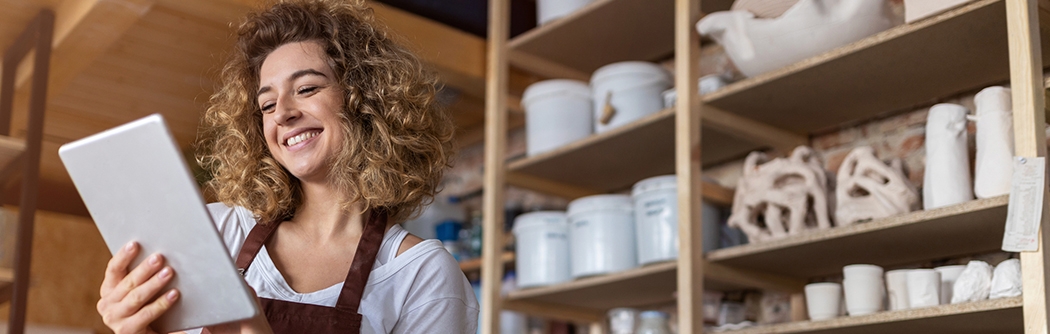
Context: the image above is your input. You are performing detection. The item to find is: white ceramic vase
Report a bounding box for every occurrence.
[696,0,899,77]
[923,103,974,210]
[972,86,1014,199]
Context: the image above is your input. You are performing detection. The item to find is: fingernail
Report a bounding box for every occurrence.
[166,289,179,301]
[149,254,160,265]
[159,267,172,278]
[124,242,136,252]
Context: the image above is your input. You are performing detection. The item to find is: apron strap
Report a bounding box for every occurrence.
[336,208,388,311]
[236,219,281,275]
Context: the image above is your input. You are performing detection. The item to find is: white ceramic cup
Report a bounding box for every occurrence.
[935,265,966,305]
[906,269,942,308]
[843,264,885,316]
[885,269,911,311]
[805,283,843,321]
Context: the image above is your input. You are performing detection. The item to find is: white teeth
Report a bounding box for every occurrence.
[285,131,319,146]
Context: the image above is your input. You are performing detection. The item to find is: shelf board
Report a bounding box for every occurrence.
[506,261,678,310]
[707,196,1009,278]
[505,260,804,312]
[507,108,762,193]
[507,0,733,76]
[722,297,1022,334]
[703,0,1050,134]
[459,252,514,273]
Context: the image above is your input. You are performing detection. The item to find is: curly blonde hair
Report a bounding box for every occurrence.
[197,0,455,224]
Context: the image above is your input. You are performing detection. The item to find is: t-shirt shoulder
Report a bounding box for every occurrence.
[205,202,257,257]
[380,239,480,312]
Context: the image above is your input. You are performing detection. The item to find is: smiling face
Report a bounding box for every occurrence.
[257,40,346,183]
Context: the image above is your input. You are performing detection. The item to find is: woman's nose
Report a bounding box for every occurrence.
[273,96,301,124]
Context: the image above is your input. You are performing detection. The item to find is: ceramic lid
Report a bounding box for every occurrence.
[631,174,677,197]
[512,211,568,234]
[590,61,672,85]
[567,194,633,217]
[522,79,591,108]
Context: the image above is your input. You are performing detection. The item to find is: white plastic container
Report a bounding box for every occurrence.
[522,80,593,156]
[568,194,637,277]
[632,175,680,265]
[590,62,673,133]
[537,0,593,25]
[512,211,572,288]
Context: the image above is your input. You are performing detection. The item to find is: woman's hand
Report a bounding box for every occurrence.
[97,241,180,334]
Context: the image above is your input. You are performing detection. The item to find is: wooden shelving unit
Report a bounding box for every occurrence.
[460,251,514,273]
[480,0,1050,333]
[0,137,26,186]
[722,297,1022,334]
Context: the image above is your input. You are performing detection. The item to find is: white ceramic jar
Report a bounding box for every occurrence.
[512,211,571,288]
[537,0,593,25]
[568,194,637,278]
[522,79,593,156]
[590,61,673,133]
[635,311,671,334]
[632,175,679,265]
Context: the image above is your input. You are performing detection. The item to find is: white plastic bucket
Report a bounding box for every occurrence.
[512,211,572,288]
[537,0,593,25]
[568,194,637,277]
[522,80,593,156]
[632,175,679,265]
[590,62,673,133]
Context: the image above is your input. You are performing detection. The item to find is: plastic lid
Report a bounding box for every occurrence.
[639,310,668,319]
[590,61,672,86]
[522,79,591,108]
[631,174,677,197]
[511,211,568,235]
[567,194,633,217]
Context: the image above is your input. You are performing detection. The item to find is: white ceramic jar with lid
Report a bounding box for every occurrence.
[568,194,637,278]
[522,79,593,156]
[635,310,672,334]
[632,174,680,265]
[590,61,673,133]
[512,211,572,288]
[536,0,593,25]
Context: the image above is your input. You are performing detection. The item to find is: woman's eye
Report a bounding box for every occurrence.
[298,86,318,95]
[260,102,275,113]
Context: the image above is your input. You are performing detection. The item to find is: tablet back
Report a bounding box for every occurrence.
[58,114,257,332]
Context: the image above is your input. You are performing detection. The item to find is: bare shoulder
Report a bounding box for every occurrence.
[397,233,425,257]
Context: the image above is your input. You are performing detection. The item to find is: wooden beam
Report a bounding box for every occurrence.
[676,0,704,333]
[704,261,807,293]
[703,105,809,155]
[1005,1,1050,334]
[505,171,601,199]
[508,49,590,82]
[481,1,510,334]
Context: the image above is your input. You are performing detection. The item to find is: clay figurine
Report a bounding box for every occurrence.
[835,146,920,225]
[728,146,833,242]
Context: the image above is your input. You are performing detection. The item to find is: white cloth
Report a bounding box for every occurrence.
[196,203,479,334]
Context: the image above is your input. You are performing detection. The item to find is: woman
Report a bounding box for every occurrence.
[94,0,477,333]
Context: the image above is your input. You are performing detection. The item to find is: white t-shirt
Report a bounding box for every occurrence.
[201,203,479,334]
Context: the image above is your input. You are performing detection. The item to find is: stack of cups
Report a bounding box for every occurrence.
[885,269,911,311]
[804,283,843,321]
[843,264,885,316]
[906,269,941,308]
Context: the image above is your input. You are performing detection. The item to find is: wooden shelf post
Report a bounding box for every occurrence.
[481,0,510,333]
[676,0,704,332]
[1005,0,1050,333]
[0,10,54,334]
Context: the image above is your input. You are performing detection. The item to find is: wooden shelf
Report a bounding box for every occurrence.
[507,0,734,77]
[707,196,1009,278]
[722,297,1022,334]
[507,108,761,194]
[460,252,514,273]
[504,260,807,312]
[702,0,1050,134]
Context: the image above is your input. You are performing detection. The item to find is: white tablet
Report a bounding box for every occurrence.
[58,114,258,332]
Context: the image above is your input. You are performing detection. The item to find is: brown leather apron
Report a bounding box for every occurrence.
[221,209,387,333]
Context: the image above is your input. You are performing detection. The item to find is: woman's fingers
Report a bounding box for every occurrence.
[106,253,166,304]
[124,289,179,331]
[112,266,175,317]
[101,241,139,297]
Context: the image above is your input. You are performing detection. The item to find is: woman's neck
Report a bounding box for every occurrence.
[290,181,365,243]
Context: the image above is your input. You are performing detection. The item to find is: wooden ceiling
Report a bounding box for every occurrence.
[0,0,536,216]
